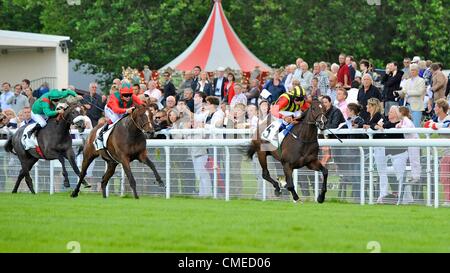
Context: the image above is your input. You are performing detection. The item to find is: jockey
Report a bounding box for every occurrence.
[262,85,310,146]
[27,89,80,138]
[98,86,143,142]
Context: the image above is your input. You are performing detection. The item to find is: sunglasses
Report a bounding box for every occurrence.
[155,116,162,120]
[122,94,132,98]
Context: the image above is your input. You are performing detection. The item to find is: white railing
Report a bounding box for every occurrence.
[0,128,449,208]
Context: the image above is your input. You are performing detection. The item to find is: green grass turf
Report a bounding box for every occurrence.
[0,193,449,253]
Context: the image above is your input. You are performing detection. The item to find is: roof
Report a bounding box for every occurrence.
[0,30,70,48]
[160,0,270,72]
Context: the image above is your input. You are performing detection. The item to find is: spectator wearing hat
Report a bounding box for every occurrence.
[411,56,421,65]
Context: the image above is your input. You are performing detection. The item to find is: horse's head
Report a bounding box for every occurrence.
[130,103,155,137]
[61,103,86,132]
[307,99,327,131]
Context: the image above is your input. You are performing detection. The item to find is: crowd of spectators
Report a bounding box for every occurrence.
[1,54,449,204]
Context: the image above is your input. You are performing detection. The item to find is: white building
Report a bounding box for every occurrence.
[0,30,70,90]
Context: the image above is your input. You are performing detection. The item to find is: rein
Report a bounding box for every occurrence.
[129,110,152,133]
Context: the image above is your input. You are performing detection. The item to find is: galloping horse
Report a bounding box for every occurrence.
[248,99,329,203]
[71,103,164,199]
[5,103,91,193]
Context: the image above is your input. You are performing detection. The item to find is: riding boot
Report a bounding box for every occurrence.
[98,123,109,142]
[27,124,42,138]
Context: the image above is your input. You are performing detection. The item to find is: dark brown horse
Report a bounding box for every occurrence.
[71,103,164,199]
[247,99,329,203]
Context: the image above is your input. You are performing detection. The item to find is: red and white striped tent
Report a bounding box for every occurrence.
[160,0,271,73]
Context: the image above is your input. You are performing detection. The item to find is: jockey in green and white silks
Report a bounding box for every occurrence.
[28,89,79,138]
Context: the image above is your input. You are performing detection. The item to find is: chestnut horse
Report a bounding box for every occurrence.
[71,103,164,199]
[247,99,329,203]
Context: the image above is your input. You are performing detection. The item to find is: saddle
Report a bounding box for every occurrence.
[21,124,45,158]
[93,114,128,151]
[94,124,115,151]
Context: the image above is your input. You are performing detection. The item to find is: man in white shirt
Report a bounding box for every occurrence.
[204,96,224,139]
[213,67,227,99]
[292,58,304,81]
[283,64,297,91]
[230,83,247,109]
[144,80,162,102]
[0,82,14,111]
[299,62,313,92]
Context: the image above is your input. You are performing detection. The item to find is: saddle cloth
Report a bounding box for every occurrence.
[94,124,115,151]
[261,119,297,149]
[94,114,130,151]
[21,124,39,151]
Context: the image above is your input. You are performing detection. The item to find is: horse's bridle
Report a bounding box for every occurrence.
[307,109,327,130]
[129,109,153,133]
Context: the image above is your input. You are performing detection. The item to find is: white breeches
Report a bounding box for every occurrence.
[31,112,47,127]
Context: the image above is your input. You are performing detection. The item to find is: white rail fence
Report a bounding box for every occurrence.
[0,128,449,208]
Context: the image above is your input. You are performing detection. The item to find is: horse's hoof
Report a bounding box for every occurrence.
[83,183,92,189]
[70,192,78,198]
[12,191,17,194]
[274,189,282,197]
[158,181,165,188]
[317,194,325,204]
[63,181,71,188]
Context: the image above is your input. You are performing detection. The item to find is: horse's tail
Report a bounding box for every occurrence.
[4,137,16,155]
[246,142,257,160]
[247,118,261,160]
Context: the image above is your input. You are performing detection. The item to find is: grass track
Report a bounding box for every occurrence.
[0,193,449,253]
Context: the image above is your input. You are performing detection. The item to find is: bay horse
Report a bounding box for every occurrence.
[4,103,91,193]
[247,99,329,203]
[71,103,164,199]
